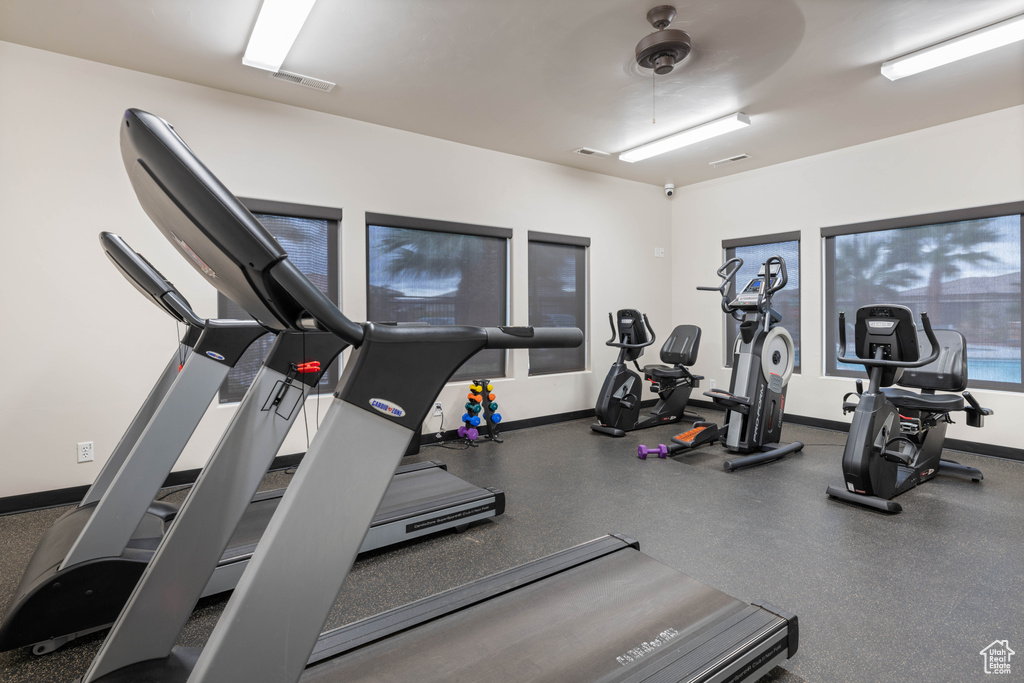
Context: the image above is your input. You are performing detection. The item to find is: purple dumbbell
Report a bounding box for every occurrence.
[457,425,468,438]
[466,427,479,441]
[637,444,669,460]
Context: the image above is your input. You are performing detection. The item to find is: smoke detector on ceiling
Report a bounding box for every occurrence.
[635,5,692,75]
[270,70,336,92]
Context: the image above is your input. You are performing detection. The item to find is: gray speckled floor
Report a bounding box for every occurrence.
[2,410,1022,682]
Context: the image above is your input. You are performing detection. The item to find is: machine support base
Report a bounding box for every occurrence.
[825,485,902,513]
[939,459,984,482]
[723,441,804,471]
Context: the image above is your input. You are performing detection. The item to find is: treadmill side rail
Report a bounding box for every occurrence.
[61,353,230,570]
[310,534,641,663]
[80,350,184,507]
[190,402,414,683]
[83,331,346,682]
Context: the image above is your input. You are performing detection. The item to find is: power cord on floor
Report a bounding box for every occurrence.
[419,407,477,450]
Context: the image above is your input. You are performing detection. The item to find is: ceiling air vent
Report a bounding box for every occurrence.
[270,70,336,92]
[572,147,611,158]
[709,154,750,168]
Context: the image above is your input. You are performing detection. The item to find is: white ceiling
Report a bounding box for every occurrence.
[2,0,1023,187]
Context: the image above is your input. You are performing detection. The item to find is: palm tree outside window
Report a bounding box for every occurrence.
[366,213,510,382]
[823,202,1024,391]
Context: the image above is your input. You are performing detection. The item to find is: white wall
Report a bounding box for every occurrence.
[671,105,1024,449]
[0,41,674,497]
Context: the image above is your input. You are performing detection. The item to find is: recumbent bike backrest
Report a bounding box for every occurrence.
[898,329,968,393]
[660,325,701,367]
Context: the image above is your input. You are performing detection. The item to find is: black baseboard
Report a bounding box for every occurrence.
[0,452,306,517]
[691,398,1024,462]
[0,485,92,518]
[420,408,598,445]
[4,401,1019,516]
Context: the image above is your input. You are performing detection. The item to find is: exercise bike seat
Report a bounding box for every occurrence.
[880,388,965,412]
[879,329,969,413]
[645,365,685,380]
[643,325,702,382]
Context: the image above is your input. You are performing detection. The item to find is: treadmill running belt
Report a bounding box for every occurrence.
[304,549,759,682]
[373,468,490,519]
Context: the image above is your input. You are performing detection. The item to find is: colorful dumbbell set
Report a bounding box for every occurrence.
[458,379,502,442]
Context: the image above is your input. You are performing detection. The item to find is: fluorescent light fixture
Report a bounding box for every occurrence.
[243,0,318,72]
[881,13,1024,81]
[618,112,750,163]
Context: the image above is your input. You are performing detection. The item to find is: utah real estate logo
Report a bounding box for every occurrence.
[980,640,1015,675]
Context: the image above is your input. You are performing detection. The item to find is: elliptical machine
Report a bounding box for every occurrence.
[826,305,990,513]
[639,256,803,470]
[592,309,704,437]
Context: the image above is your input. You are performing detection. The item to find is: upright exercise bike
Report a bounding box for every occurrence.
[639,256,804,469]
[592,309,704,437]
[826,305,990,513]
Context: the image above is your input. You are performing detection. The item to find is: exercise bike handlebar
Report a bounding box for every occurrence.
[604,311,656,349]
[836,310,941,369]
[696,257,743,314]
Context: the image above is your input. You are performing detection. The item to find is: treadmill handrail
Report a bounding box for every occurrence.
[101,231,205,329]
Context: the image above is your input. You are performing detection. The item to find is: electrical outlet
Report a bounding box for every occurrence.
[654,247,666,258]
[77,441,94,463]
[433,402,443,417]
[709,379,717,390]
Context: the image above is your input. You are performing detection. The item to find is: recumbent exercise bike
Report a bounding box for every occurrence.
[826,304,991,513]
[639,256,804,469]
[591,310,704,437]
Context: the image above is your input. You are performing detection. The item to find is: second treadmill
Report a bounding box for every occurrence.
[0,235,504,656]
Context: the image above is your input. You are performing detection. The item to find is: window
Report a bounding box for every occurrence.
[528,232,589,375]
[366,214,510,381]
[722,234,801,371]
[218,199,341,403]
[823,202,1024,391]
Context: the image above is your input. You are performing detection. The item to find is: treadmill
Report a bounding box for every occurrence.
[82,109,798,683]
[0,235,504,656]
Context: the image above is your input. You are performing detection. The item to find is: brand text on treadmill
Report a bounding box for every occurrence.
[615,628,680,665]
[369,398,406,418]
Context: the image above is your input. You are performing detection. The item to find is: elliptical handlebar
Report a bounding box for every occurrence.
[697,257,743,315]
[837,310,941,369]
[763,255,788,296]
[604,311,656,349]
[756,255,788,328]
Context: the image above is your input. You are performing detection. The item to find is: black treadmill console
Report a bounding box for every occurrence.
[119,109,363,345]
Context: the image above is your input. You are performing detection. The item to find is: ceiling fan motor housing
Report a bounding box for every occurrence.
[635,5,691,75]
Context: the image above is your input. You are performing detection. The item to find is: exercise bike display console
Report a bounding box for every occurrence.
[826,305,991,513]
[592,309,705,437]
[639,257,804,469]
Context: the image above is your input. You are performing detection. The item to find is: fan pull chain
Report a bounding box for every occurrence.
[652,69,656,124]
